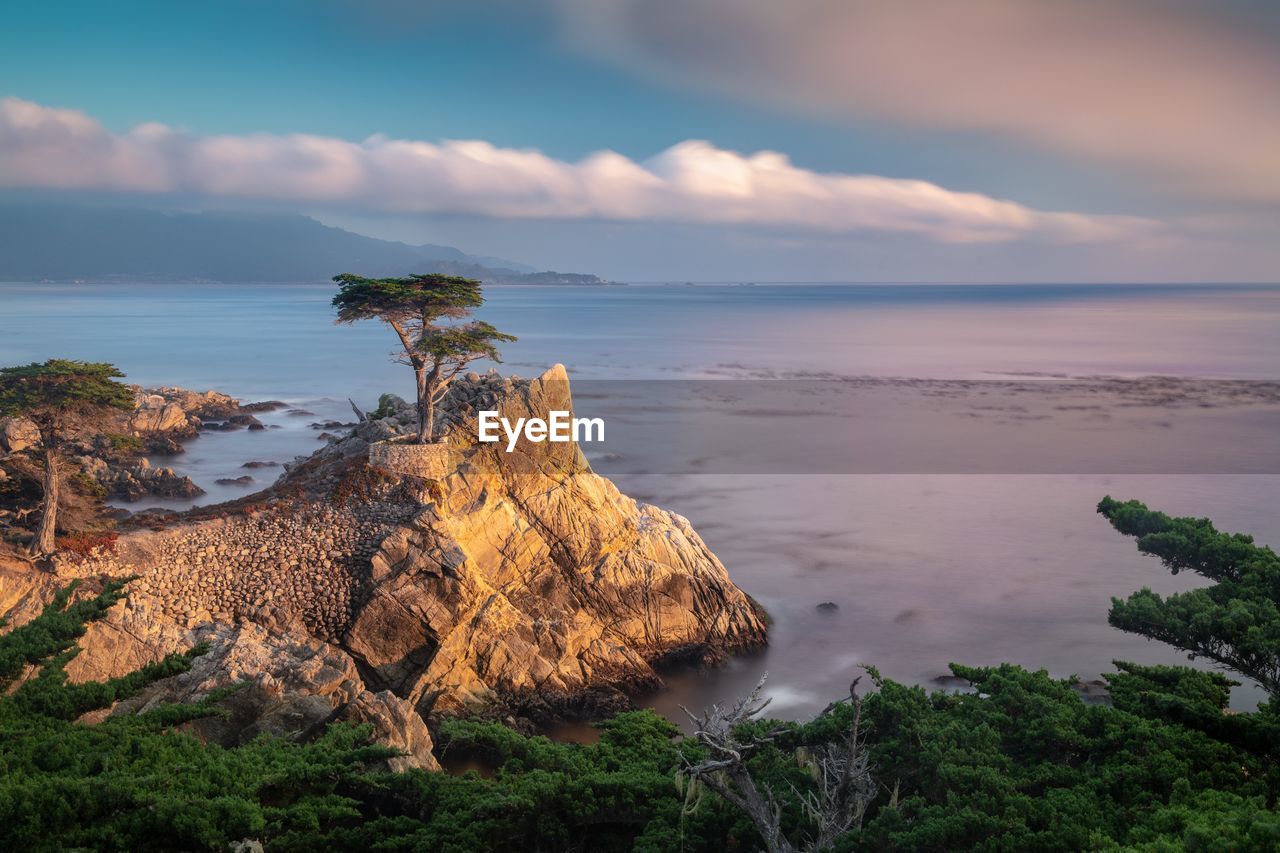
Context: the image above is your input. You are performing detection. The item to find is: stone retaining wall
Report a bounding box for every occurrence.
[367,441,454,480]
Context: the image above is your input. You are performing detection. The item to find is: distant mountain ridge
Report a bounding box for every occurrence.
[0,202,605,284]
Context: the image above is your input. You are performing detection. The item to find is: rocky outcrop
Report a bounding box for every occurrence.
[127,395,194,436]
[132,387,242,425]
[3,387,245,457]
[125,387,254,452]
[77,455,205,502]
[1,386,263,512]
[1,365,766,760]
[343,366,766,715]
[0,417,40,455]
[108,622,438,771]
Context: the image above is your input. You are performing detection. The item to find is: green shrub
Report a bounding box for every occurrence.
[106,434,144,454]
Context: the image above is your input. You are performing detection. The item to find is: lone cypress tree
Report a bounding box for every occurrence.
[0,360,133,556]
[332,274,515,443]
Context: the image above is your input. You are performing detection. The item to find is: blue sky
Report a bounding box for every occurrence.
[2,0,1278,280]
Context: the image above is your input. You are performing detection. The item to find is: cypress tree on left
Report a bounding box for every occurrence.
[0,359,133,556]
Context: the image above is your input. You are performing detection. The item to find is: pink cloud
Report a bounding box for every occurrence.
[0,97,1157,243]
[553,0,1280,201]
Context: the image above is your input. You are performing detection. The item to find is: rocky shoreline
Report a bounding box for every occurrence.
[0,365,767,765]
[0,385,294,524]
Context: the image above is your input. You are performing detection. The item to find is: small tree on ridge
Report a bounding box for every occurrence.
[0,360,133,556]
[332,274,515,443]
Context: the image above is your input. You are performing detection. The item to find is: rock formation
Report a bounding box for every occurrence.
[0,365,766,764]
[346,366,766,716]
[0,417,40,455]
[108,622,439,772]
[78,455,206,502]
[0,385,262,510]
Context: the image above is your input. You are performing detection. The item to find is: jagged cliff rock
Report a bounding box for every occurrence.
[78,455,207,501]
[0,416,40,455]
[0,365,766,759]
[344,366,766,716]
[107,622,439,772]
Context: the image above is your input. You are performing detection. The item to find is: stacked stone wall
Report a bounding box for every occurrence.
[367,441,454,480]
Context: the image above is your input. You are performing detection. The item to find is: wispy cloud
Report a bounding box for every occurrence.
[0,97,1155,243]
[551,0,1280,202]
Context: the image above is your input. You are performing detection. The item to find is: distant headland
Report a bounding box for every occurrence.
[0,201,609,285]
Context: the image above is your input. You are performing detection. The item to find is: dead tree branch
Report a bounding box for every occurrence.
[680,673,875,853]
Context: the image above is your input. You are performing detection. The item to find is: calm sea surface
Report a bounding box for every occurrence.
[3,282,1278,716]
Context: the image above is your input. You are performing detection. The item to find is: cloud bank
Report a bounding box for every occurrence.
[552,0,1280,201]
[0,97,1154,243]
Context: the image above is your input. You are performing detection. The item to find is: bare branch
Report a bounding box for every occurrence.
[387,319,420,365]
[680,672,876,853]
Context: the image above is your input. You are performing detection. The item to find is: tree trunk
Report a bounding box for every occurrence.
[414,367,429,444]
[420,366,442,444]
[424,392,436,444]
[31,444,59,556]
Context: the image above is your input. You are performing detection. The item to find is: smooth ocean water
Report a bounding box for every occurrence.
[2,281,1278,716]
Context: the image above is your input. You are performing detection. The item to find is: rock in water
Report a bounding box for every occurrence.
[0,364,766,756]
[127,397,190,434]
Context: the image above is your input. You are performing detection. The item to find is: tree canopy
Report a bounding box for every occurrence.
[0,359,134,437]
[418,321,516,368]
[1098,496,1280,699]
[331,273,484,325]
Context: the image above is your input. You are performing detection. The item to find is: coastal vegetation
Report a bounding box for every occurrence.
[331,273,515,443]
[1099,496,1280,699]
[1,498,1277,850]
[0,360,133,556]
